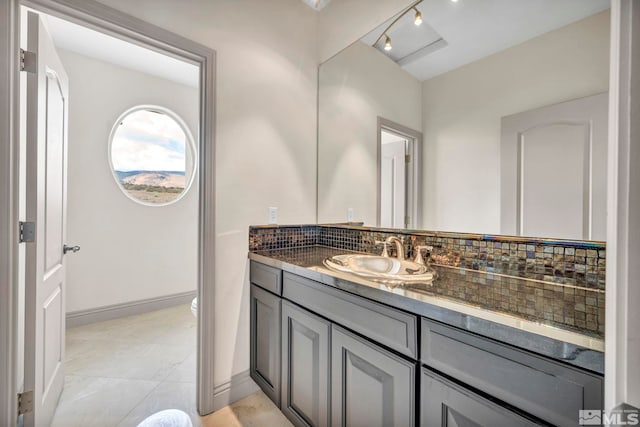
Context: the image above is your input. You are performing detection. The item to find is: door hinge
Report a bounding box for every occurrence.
[17,391,33,415]
[405,154,411,164]
[19,221,35,243]
[20,49,36,73]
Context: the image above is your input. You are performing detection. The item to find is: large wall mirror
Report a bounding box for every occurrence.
[317,0,610,241]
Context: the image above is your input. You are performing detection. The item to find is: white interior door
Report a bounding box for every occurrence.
[23,11,69,427]
[500,93,608,240]
[380,137,406,228]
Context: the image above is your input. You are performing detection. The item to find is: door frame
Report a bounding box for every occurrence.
[0,0,20,424]
[0,0,217,423]
[605,0,640,411]
[377,117,422,229]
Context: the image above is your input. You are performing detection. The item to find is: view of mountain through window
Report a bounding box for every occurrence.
[110,108,193,205]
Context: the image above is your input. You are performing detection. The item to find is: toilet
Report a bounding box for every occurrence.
[190,297,197,317]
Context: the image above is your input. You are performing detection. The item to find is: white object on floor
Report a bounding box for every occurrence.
[137,409,193,427]
[190,297,197,317]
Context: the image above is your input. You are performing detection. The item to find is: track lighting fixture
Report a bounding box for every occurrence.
[372,0,424,54]
[384,35,392,51]
[413,8,422,26]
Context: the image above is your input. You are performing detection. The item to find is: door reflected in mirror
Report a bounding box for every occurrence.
[317,0,610,241]
[378,118,422,229]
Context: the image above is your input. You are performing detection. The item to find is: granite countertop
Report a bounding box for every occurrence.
[249,245,604,374]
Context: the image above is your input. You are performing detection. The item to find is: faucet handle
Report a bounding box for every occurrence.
[374,241,390,257]
[413,245,433,265]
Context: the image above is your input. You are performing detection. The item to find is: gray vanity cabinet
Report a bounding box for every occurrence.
[249,259,603,426]
[249,284,281,406]
[420,318,603,426]
[421,368,541,427]
[331,325,416,427]
[280,300,331,427]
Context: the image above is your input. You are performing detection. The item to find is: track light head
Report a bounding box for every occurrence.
[384,35,392,51]
[414,9,423,26]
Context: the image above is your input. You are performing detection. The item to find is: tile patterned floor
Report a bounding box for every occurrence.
[51,304,291,427]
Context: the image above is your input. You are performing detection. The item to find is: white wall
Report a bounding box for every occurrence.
[93,0,319,387]
[421,11,610,234]
[317,0,414,62]
[60,49,199,313]
[318,41,422,225]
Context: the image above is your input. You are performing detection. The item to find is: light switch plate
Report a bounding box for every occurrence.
[268,207,278,224]
[347,208,354,222]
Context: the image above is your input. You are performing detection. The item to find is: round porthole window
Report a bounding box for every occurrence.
[108,106,196,206]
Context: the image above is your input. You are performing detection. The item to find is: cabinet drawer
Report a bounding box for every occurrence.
[250,261,282,295]
[283,272,417,359]
[421,318,603,427]
[421,368,542,427]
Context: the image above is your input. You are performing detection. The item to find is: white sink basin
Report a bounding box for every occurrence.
[323,254,434,284]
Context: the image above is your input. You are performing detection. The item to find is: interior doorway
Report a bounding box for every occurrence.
[377,117,422,229]
[380,129,408,228]
[19,8,201,426]
[12,1,217,425]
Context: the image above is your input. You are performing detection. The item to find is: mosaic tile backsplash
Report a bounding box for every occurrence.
[431,266,604,335]
[249,224,606,290]
[249,224,606,336]
[249,224,320,251]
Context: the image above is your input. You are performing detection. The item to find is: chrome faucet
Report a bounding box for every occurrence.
[413,245,433,265]
[385,236,405,261]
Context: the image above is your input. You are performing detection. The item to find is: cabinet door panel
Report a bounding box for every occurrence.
[250,284,281,405]
[331,325,415,427]
[281,301,330,427]
[421,368,541,427]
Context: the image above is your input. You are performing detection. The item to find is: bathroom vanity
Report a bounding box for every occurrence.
[248,3,610,425]
[248,242,604,427]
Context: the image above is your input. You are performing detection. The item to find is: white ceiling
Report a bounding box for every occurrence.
[43,13,200,88]
[41,1,610,87]
[361,0,610,81]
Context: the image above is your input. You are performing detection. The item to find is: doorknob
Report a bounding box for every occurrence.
[63,244,80,255]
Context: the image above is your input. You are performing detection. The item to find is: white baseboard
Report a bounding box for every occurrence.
[212,370,260,412]
[66,290,197,328]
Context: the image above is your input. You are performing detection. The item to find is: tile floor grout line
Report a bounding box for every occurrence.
[152,348,196,384]
[115,379,166,427]
[52,304,199,427]
[54,304,266,426]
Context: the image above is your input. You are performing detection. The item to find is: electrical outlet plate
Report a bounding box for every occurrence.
[268,207,278,224]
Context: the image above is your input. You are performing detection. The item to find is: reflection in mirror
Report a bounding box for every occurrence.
[378,118,422,229]
[318,0,610,241]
